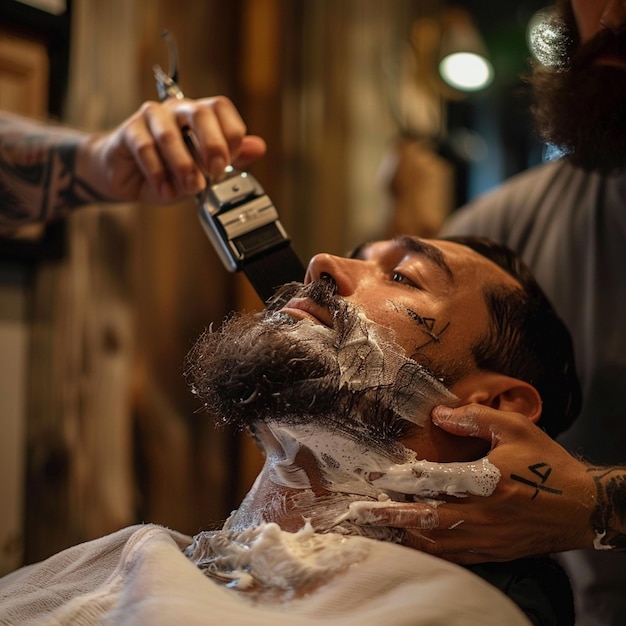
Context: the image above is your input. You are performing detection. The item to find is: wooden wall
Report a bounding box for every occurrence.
[23,0,249,563]
[0,23,50,577]
[2,0,442,568]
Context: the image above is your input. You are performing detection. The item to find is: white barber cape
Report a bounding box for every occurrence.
[0,524,530,626]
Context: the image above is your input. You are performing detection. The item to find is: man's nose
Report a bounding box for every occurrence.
[601,0,626,31]
[305,253,364,296]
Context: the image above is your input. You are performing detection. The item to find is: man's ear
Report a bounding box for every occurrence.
[451,372,542,424]
[488,378,542,424]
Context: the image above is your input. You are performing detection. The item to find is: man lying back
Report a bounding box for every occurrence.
[0,234,579,625]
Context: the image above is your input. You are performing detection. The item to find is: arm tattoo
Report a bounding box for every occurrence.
[589,466,626,550]
[0,120,108,231]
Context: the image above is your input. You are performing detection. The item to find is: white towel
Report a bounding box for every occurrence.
[0,524,530,625]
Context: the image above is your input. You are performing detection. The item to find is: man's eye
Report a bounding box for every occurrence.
[392,272,418,288]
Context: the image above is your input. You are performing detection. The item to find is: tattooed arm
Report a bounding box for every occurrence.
[0,99,266,234]
[0,112,104,232]
[588,466,626,550]
[346,404,626,564]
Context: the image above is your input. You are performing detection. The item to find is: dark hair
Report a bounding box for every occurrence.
[443,236,581,439]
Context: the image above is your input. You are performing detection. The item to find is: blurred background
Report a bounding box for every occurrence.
[0,0,551,573]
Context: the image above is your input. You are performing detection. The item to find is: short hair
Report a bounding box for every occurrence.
[443,236,581,439]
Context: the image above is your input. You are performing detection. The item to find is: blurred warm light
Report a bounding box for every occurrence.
[439,52,494,91]
[437,6,494,94]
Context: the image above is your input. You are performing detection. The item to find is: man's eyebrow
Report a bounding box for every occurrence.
[349,238,454,282]
[393,236,454,282]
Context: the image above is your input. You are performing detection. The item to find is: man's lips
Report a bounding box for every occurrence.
[279,297,334,327]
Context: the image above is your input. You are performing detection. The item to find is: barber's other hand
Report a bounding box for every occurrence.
[79,96,266,204]
[351,404,597,564]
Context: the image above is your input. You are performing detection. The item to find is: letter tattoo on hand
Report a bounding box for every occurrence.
[511,463,563,500]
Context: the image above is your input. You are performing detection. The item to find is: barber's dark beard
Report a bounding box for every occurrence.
[530,26,626,173]
[184,279,453,448]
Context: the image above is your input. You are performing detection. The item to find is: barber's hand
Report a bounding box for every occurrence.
[79,96,266,204]
[349,404,597,564]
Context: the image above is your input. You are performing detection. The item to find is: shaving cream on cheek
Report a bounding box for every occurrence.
[334,307,456,427]
[255,304,501,530]
[271,304,457,429]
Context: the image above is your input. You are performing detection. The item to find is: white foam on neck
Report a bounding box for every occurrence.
[268,424,499,516]
[185,522,369,596]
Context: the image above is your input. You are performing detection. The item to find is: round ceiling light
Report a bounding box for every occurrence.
[439,52,494,92]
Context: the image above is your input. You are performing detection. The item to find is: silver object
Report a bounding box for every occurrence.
[153,32,295,273]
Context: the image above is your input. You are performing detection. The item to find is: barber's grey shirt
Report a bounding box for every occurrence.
[442,157,626,626]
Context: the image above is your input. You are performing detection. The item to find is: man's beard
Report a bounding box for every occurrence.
[184,279,454,449]
[530,18,626,173]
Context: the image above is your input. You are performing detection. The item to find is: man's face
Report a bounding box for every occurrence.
[186,238,519,461]
[286,237,519,386]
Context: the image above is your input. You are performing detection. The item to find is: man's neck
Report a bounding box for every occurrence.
[225,421,412,540]
[227,419,500,539]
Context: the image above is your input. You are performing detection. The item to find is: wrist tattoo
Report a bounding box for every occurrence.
[588,466,626,551]
[0,128,107,229]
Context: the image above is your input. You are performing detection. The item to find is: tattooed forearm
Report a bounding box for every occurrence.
[588,466,626,550]
[0,116,108,232]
